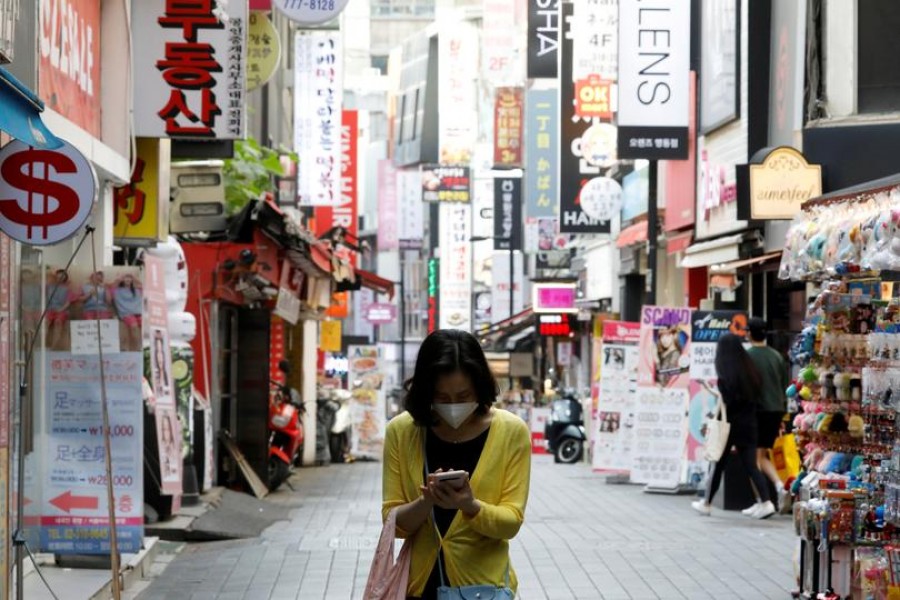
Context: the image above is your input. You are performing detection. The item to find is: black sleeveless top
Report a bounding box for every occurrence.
[413,426,490,600]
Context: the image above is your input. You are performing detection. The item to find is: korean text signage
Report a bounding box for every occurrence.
[438,203,472,330]
[493,177,522,251]
[398,169,424,249]
[689,310,747,380]
[617,0,690,159]
[525,88,559,220]
[39,0,101,136]
[365,303,397,325]
[246,12,281,92]
[377,160,399,251]
[494,88,524,167]
[421,165,471,203]
[533,282,577,313]
[427,258,439,333]
[114,138,168,244]
[538,313,573,336]
[0,139,96,245]
[133,0,246,139]
[483,0,519,80]
[559,3,610,234]
[748,147,822,220]
[295,30,343,206]
[573,0,618,81]
[592,320,640,474]
[274,0,351,25]
[438,23,478,164]
[527,0,559,78]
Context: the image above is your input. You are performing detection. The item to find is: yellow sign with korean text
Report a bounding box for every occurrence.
[247,12,281,92]
[113,138,170,244]
[320,320,342,353]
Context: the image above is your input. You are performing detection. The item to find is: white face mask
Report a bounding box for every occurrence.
[433,402,478,429]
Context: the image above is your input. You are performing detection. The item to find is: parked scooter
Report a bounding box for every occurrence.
[544,393,587,464]
[330,389,352,464]
[268,361,304,490]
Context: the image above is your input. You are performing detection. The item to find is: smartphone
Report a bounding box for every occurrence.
[432,470,467,482]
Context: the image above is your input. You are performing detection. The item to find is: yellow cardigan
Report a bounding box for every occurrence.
[382,408,531,596]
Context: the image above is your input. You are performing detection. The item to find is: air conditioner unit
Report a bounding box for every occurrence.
[170,161,228,234]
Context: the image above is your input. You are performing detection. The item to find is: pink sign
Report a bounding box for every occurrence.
[534,284,576,313]
[365,303,397,325]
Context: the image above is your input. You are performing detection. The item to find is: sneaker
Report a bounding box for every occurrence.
[752,501,776,520]
[691,500,712,516]
[741,502,762,516]
[777,486,789,512]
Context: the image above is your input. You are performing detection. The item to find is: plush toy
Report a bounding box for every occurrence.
[829,412,848,433]
[801,366,818,384]
[817,413,833,434]
[848,415,865,438]
[850,455,866,478]
[799,385,813,401]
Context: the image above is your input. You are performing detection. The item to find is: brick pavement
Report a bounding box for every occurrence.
[136,454,796,600]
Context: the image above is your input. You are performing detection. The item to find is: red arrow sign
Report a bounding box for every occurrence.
[49,491,99,513]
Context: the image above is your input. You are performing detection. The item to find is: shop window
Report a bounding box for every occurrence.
[371,55,388,74]
[858,1,900,113]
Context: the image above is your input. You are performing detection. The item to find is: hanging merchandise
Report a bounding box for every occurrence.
[779,183,900,598]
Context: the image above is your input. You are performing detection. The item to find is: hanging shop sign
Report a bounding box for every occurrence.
[538,313,574,337]
[438,23,478,164]
[347,345,386,459]
[494,87,524,167]
[574,76,614,120]
[527,0,559,78]
[427,257,439,333]
[524,88,559,220]
[133,0,246,139]
[533,282,577,314]
[537,217,575,252]
[700,0,739,134]
[438,203,472,330]
[738,146,822,221]
[491,251,524,323]
[482,0,519,81]
[39,0,101,136]
[365,303,397,325]
[320,320,342,353]
[617,0,690,159]
[592,320,640,474]
[637,306,692,389]
[398,169,424,249]
[314,110,359,263]
[573,0,618,81]
[273,0,350,25]
[579,176,622,223]
[246,11,281,92]
[274,259,303,325]
[559,3,610,234]
[114,138,170,245]
[421,165,471,203]
[689,310,747,380]
[493,177,522,251]
[377,160,399,251]
[0,139,96,246]
[295,30,342,206]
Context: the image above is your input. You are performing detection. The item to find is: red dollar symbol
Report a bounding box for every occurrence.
[0,149,81,240]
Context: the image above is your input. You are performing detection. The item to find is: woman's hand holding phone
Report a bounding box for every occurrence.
[420,469,480,516]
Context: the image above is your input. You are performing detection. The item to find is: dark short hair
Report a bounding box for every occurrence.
[748,317,767,342]
[404,329,499,426]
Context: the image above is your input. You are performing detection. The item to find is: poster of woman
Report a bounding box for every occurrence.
[638,306,692,389]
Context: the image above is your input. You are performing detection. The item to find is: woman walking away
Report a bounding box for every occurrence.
[381,329,531,599]
[692,333,776,520]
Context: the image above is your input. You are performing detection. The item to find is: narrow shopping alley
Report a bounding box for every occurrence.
[135,456,794,600]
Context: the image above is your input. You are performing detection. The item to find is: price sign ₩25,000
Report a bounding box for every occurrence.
[0,139,97,246]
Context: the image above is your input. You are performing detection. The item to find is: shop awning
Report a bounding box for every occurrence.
[0,67,62,149]
[616,221,648,248]
[356,268,395,299]
[680,233,746,269]
[666,230,693,255]
[710,251,783,273]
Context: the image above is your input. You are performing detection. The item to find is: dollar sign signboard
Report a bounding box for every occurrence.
[0,140,96,245]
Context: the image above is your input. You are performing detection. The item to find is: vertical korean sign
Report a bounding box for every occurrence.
[0,234,10,595]
[133,0,247,138]
[617,0,690,159]
[314,110,358,318]
[438,23,478,164]
[295,30,343,205]
[494,88,524,167]
[377,160,399,251]
[524,88,559,222]
[114,138,170,245]
[398,169,425,250]
[39,0,102,136]
[493,177,522,251]
[41,267,144,554]
[592,321,640,474]
[145,256,182,496]
[438,203,473,331]
[483,0,520,82]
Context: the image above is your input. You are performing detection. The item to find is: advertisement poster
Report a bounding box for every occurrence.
[438,203,473,331]
[348,346,386,460]
[689,310,747,380]
[421,165,472,203]
[592,321,640,474]
[41,353,144,554]
[631,387,689,487]
[145,256,182,495]
[637,306,692,389]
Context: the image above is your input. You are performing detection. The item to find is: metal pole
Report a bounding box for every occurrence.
[508,246,514,392]
[646,161,659,306]
[399,250,406,387]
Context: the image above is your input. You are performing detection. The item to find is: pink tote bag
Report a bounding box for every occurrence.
[364,509,412,600]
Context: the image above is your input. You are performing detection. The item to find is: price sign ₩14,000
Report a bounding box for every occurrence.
[0,139,97,246]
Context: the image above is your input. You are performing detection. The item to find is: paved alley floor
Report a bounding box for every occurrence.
[136,455,795,600]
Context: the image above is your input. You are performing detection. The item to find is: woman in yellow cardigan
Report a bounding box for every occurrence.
[382,329,532,599]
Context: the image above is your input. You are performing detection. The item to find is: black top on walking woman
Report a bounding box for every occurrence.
[691,333,776,519]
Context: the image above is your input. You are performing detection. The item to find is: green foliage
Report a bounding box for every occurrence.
[222,137,298,215]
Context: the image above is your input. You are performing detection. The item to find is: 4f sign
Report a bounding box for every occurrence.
[275,0,351,25]
[0,139,96,245]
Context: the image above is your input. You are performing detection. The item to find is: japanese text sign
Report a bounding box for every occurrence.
[294,30,343,206]
[494,87,524,166]
[524,88,559,220]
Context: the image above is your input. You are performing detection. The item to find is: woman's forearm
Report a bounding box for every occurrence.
[394,495,433,535]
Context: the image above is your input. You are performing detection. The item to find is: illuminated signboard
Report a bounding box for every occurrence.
[533,282,577,313]
[428,258,439,333]
[538,314,573,337]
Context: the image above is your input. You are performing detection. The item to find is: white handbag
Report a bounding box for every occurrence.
[703,398,731,462]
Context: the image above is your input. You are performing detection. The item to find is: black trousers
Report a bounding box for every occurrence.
[705,445,770,505]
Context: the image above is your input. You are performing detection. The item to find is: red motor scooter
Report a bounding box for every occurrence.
[268,361,305,491]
